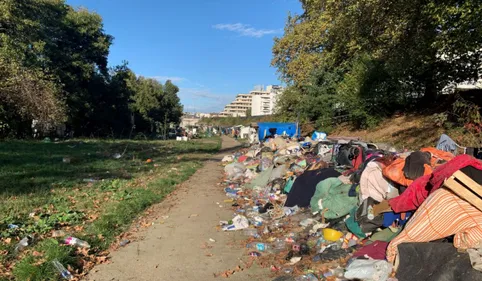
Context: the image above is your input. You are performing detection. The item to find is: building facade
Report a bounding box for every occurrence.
[219,85,283,117]
[220,93,252,117]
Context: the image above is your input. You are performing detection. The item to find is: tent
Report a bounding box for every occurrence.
[258,122,298,141]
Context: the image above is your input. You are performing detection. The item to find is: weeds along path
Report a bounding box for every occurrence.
[86,136,269,281]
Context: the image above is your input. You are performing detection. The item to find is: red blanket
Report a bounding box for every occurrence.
[389,154,482,212]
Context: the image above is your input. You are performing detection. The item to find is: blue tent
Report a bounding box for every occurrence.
[258,122,299,141]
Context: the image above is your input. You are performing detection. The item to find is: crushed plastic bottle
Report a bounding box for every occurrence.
[64,236,90,248]
[52,259,73,280]
[14,237,29,254]
[294,273,319,281]
[243,228,260,238]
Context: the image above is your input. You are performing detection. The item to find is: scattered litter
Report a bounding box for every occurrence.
[52,259,73,280]
[288,257,302,265]
[119,239,130,247]
[64,236,90,248]
[209,238,216,243]
[113,153,122,159]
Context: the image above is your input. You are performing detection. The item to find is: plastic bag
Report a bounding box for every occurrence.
[344,259,392,281]
[224,163,246,180]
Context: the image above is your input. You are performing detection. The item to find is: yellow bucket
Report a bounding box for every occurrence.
[322,228,343,242]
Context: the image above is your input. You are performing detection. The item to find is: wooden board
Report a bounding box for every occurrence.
[444,170,482,212]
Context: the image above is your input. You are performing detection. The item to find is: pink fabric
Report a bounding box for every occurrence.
[360,162,390,202]
[389,154,482,213]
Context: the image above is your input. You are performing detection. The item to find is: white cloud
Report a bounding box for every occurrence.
[213,23,281,38]
[149,76,185,83]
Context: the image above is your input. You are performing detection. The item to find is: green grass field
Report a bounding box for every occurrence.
[0,138,220,280]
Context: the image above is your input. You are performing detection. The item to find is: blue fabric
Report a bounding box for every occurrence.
[382,211,412,227]
[436,134,458,155]
[348,184,358,197]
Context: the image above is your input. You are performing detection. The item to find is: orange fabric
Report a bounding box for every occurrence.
[387,188,482,263]
[382,158,432,187]
[420,147,455,167]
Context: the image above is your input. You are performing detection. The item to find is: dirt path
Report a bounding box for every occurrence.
[86,136,269,281]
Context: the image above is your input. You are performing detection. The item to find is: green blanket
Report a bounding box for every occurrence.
[310,177,358,219]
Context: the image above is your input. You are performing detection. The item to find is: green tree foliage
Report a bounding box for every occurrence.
[0,0,183,138]
[272,0,482,129]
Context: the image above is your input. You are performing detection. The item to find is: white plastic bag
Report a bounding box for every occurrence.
[344,259,392,281]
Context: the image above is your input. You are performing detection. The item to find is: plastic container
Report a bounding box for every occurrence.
[322,228,343,242]
[52,259,73,280]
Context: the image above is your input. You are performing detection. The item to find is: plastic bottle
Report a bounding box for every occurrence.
[64,237,90,248]
[367,205,375,220]
[52,259,74,280]
[294,273,319,281]
[247,242,268,252]
[14,237,29,254]
[243,228,260,238]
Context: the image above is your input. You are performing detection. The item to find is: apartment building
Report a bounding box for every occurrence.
[219,85,284,117]
[220,93,252,117]
[251,85,283,116]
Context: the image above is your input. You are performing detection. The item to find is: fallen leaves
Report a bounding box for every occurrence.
[214,265,244,278]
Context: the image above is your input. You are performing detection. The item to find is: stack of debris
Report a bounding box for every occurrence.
[218,133,482,281]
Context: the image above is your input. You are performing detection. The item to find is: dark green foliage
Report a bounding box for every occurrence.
[0,0,182,138]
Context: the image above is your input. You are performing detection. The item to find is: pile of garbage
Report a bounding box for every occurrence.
[218,132,482,281]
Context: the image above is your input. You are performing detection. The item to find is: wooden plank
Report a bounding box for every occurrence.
[453,171,482,195]
[444,172,482,212]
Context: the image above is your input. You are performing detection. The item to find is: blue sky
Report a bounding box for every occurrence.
[66,0,302,113]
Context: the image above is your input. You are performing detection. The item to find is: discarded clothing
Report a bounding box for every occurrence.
[387,188,482,263]
[352,241,389,260]
[246,166,273,189]
[310,177,358,219]
[285,168,341,208]
[468,248,482,272]
[360,161,392,202]
[396,243,482,281]
[383,158,431,187]
[420,147,455,167]
[369,228,401,243]
[345,208,367,238]
[382,211,412,228]
[436,134,459,155]
[402,151,431,180]
[355,197,384,233]
[389,154,482,212]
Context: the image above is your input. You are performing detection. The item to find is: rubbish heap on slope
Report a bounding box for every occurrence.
[218,132,482,281]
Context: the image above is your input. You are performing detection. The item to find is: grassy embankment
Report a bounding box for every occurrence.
[0,138,220,280]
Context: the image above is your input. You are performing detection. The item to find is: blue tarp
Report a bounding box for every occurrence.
[258,122,298,141]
